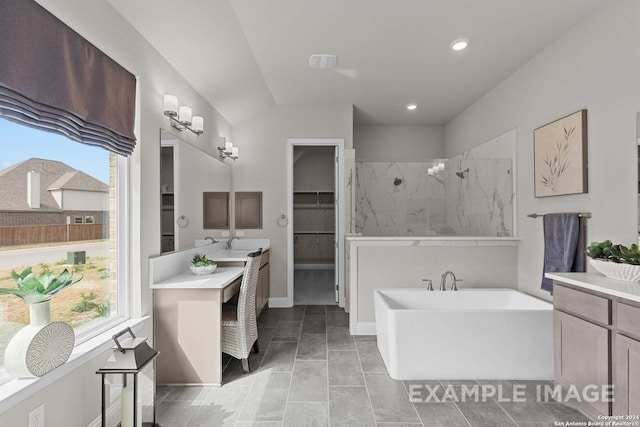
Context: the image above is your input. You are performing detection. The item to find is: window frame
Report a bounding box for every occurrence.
[0,149,130,384]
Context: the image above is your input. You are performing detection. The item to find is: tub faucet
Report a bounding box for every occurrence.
[225,236,239,250]
[421,279,433,291]
[440,271,461,291]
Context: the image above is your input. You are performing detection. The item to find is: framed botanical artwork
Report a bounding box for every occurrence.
[534,109,588,197]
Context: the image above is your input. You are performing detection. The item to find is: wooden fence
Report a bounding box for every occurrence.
[0,224,106,247]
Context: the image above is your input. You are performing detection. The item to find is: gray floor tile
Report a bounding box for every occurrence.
[156,400,196,426]
[222,351,265,386]
[238,371,292,422]
[364,373,420,423]
[257,327,276,350]
[297,334,328,360]
[327,326,355,350]
[164,385,209,401]
[356,341,386,373]
[327,309,349,326]
[540,403,590,422]
[376,423,423,427]
[259,341,298,371]
[272,320,302,341]
[516,423,555,427]
[403,380,447,402]
[413,402,471,426]
[329,386,376,427]
[355,335,377,342]
[288,360,329,402]
[257,309,282,328]
[302,315,327,334]
[456,400,517,427]
[236,421,283,426]
[283,402,329,427]
[275,306,306,320]
[305,305,328,316]
[186,385,250,426]
[328,351,365,385]
[497,400,559,424]
[440,380,479,386]
[155,385,170,404]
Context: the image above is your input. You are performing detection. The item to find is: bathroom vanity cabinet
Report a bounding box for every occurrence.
[548,273,640,418]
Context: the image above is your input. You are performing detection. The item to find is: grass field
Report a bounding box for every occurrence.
[0,256,111,366]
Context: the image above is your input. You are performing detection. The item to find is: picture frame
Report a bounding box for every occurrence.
[534,109,588,197]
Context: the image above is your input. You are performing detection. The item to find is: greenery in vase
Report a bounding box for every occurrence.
[586,240,640,265]
[191,253,216,267]
[0,267,83,304]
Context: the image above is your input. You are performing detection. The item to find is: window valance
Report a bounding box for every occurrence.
[0,0,137,156]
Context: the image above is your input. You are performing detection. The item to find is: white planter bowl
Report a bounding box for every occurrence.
[189,264,217,275]
[589,258,640,282]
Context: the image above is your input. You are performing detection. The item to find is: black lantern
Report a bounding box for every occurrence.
[97,328,159,427]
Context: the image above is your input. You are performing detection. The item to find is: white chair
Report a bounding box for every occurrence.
[221,249,262,373]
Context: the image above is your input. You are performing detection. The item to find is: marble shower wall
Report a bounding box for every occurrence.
[355,159,512,236]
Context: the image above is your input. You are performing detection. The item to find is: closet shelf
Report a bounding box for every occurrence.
[293,204,334,209]
[294,231,335,235]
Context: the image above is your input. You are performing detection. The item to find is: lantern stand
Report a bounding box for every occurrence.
[97,327,159,427]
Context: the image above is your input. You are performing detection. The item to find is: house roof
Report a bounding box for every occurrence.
[0,158,108,211]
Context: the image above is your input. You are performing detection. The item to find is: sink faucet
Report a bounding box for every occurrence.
[440,271,462,291]
[204,236,218,243]
[225,236,240,250]
[421,279,433,291]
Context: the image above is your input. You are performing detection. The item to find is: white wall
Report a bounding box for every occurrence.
[293,147,334,192]
[232,104,353,299]
[354,125,445,161]
[444,0,640,301]
[0,0,232,425]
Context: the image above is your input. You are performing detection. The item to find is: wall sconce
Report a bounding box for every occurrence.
[217,137,239,160]
[163,94,204,136]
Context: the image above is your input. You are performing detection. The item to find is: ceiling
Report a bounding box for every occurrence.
[106,0,604,126]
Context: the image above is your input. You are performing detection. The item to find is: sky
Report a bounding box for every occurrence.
[0,117,109,184]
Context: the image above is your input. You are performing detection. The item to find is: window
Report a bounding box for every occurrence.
[0,118,127,371]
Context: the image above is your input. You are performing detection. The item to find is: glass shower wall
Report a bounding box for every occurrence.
[354,158,513,237]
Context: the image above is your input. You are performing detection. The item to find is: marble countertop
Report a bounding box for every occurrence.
[546,272,640,303]
[150,266,244,289]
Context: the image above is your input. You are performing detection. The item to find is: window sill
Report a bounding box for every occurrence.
[0,316,149,415]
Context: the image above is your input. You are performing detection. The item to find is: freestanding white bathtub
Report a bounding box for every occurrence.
[374,288,553,380]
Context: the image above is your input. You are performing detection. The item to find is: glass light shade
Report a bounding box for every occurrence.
[178,106,192,125]
[192,116,204,133]
[437,162,445,172]
[225,141,233,152]
[428,168,434,176]
[163,95,178,116]
[232,146,239,158]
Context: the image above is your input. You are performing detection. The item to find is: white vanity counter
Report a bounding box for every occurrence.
[151,266,244,289]
[546,272,640,303]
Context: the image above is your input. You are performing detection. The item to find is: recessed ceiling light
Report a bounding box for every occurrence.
[309,54,338,69]
[406,103,417,111]
[450,39,469,51]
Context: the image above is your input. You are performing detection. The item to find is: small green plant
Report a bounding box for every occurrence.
[95,301,110,318]
[191,253,215,267]
[72,292,98,313]
[587,240,640,265]
[0,267,82,304]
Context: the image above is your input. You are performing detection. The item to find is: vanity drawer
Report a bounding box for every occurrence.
[223,277,242,302]
[617,302,640,338]
[554,284,611,325]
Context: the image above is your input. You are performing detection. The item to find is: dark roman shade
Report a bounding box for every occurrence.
[0,0,137,156]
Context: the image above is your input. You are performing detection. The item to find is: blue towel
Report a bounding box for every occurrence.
[541,213,586,293]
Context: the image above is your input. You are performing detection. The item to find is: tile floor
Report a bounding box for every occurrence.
[293,268,336,305]
[156,305,591,427]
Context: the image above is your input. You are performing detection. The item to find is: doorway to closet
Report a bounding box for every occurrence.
[287,138,345,307]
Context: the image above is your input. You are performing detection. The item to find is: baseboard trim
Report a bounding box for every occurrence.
[355,322,376,335]
[268,297,292,308]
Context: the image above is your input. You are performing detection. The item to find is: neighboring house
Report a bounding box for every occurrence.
[0,158,109,245]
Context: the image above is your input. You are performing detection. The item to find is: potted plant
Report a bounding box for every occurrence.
[0,267,81,378]
[586,240,640,282]
[190,253,217,275]
[0,267,82,325]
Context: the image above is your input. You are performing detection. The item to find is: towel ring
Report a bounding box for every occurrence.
[176,215,189,228]
[277,214,289,227]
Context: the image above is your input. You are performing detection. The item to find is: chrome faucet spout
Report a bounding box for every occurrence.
[225,236,240,250]
[440,271,458,291]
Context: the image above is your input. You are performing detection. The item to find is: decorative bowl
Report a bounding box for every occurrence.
[189,264,217,275]
[589,258,640,282]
